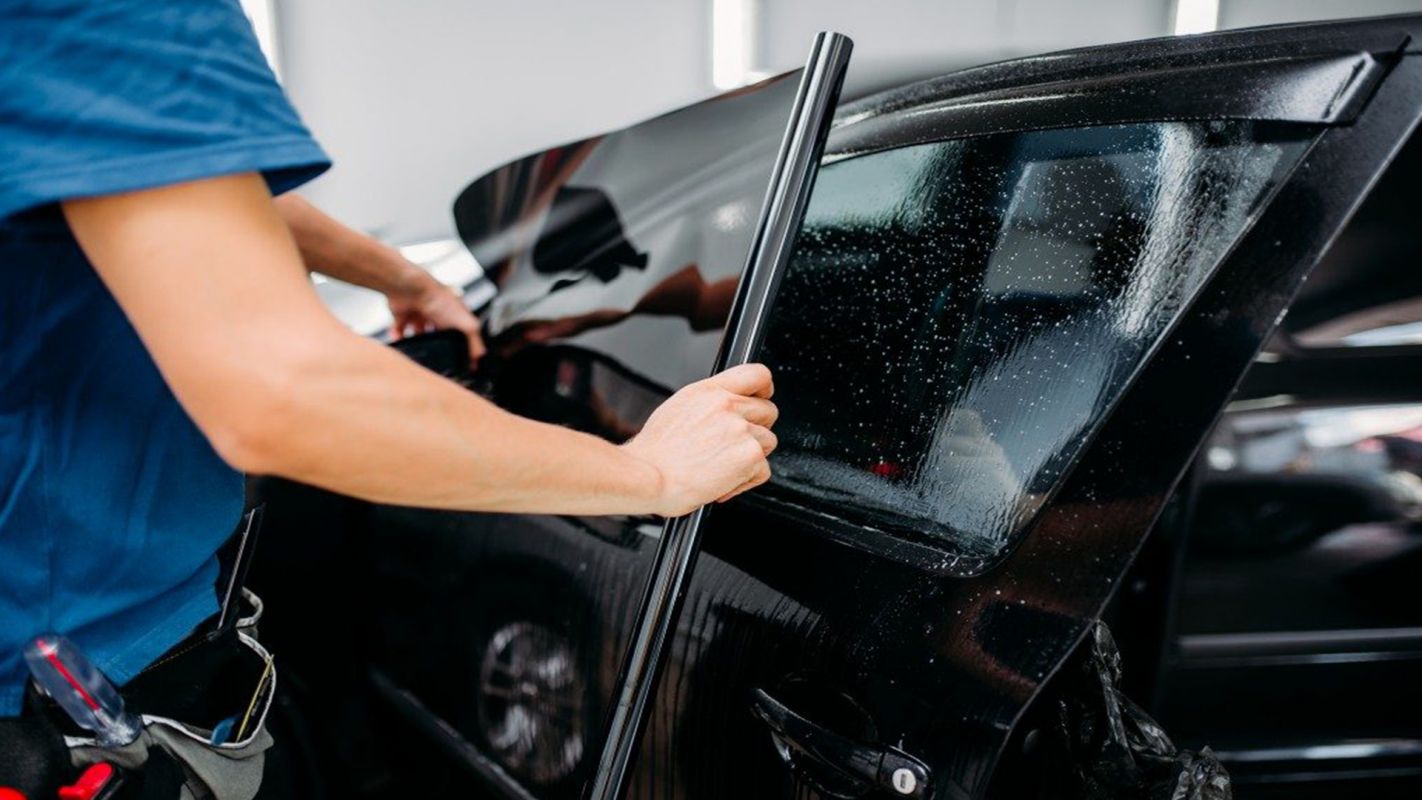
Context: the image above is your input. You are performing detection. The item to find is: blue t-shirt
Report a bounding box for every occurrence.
[0,0,330,716]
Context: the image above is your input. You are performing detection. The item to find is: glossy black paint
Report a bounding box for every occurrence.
[833,16,1410,133]
[1163,379,1422,756]
[249,14,1422,800]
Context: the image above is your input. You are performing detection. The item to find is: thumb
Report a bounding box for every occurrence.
[704,363,774,398]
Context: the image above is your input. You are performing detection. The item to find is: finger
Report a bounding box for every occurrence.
[705,363,773,399]
[390,315,409,340]
[715,461,772,503]
[734,397,778,428]
[467,332,488,365]
[747,423,777,456]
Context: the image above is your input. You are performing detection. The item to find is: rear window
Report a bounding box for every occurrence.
[758,121,1313,565]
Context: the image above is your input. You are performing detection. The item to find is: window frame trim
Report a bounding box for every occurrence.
[826,23,1410,167]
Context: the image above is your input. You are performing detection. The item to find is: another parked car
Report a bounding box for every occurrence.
[252,14,1422,800]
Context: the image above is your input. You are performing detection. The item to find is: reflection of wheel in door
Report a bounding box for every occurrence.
[476,620,587,784]
[456,568,603,790]
[474,622,585,784]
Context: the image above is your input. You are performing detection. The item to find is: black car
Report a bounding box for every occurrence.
[251,14,1422,800]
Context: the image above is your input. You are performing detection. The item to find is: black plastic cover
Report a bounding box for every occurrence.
[1036,622,1230,800]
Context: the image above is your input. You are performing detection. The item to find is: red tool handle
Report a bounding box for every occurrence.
[58,763,117,800]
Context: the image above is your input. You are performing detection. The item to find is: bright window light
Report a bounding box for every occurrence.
[712,0,761,90]
[240,0,281,76]
[1172,0,1219,35]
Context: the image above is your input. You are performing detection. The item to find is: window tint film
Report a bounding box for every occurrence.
[759,122,1313,565]
[454,72,803,413]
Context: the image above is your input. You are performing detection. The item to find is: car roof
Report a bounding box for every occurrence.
[828,13,1422,157]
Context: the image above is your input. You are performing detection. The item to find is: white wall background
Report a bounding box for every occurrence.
[269,0,1422,245]
[277,0,712,244]
[1219,0,1422,29]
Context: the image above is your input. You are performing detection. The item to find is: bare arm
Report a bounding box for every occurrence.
[274,193,487,363]
[273,193,412,295]
[63,173,776,516]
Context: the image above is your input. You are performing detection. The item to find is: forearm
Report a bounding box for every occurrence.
[66,175,660,515]
[231,322,663,514]
[274,193,425,296]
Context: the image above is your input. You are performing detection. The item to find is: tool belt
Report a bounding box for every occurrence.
[1,508,277,800]
[77,593,273,800]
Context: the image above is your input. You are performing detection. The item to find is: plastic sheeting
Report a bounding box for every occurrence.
[1040,621,1231,800]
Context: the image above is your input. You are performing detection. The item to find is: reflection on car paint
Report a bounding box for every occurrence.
[478,621,587,784]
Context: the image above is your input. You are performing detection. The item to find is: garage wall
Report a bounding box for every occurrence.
[1219,0,1422,29]
[276,0,712,243]
[758,0,1171,95]
[273,0,1420,245]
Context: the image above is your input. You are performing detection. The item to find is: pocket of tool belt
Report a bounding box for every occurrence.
[56,593,276,799]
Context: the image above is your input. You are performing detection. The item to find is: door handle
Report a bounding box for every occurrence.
[751,688,932,798]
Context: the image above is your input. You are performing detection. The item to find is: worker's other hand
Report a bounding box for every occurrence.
[388,272,487,368]
[622,363,778,517]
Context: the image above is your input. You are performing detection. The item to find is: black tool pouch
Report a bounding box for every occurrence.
[12,506,280,800]
[47,590,277,800]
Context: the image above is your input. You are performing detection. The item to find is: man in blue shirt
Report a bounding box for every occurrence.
[1,0,779,790]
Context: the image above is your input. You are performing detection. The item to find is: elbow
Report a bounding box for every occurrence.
[201,368,304,477]
[189,326,357,478]
[208,416,282,476]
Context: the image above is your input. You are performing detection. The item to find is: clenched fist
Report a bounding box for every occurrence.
[622,363,779,516]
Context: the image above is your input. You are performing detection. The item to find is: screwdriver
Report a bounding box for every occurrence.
[23,634,141,748]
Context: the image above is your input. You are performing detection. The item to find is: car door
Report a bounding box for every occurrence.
[251,15,1422,800]
[623,20,1422,800]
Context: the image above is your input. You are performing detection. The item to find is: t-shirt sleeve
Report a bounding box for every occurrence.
[0,0,331,220]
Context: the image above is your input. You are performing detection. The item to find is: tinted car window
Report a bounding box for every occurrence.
[758,122,1313,564]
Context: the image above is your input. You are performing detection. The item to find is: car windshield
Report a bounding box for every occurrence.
[758,121,1315,565]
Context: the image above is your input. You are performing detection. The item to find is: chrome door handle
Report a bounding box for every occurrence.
[751,688,932,797]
